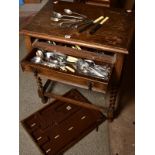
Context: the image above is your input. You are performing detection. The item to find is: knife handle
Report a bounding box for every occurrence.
[89,24,102,35]
[76,20,92,28]
[78,22,94,33]
[90,17,109,35]
[78,16,104,33]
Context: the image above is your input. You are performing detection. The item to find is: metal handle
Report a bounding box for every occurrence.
[62,15,83,19]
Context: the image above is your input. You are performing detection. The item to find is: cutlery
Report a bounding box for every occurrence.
[50,17,82,22]
[64,9,87,18]
[78,16,104,33]
[52,11,83,19]
[70,19,92,29]
[59,21,83,28]
[31,56,43,64]
[89,17,109,35]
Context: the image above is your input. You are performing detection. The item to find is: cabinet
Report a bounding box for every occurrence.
[20,0,134,121]
[20,1,134,154]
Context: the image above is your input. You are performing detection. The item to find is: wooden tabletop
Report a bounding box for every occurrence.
[20,0,134,54]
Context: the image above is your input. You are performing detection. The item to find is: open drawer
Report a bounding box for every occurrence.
[21,40,115,93]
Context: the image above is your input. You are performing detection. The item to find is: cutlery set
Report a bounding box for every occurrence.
[51,9,109,35]
[31,48,111,80]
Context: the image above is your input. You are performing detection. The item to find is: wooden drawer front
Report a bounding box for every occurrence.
[22,61,109,93]
[85,0,110,7]
[32,40,115,64]
[21,47,114,93]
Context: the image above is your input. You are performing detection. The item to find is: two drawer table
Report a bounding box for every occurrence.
[20,0,134,122]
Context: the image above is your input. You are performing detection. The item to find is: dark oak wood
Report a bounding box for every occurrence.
[44,92,107,113]
[21,48,112,93]
[34,71,48,103]
[24,35,32,52]
[22,89,106,155]
[24,0,42,3]
[32,41,116,64]
[20,0,134,121]
[106,85,119,121]
[123,0,135,11]
[20,0,134,54]
[113,53,124,82]
[85,0,110,7]
[79,0,121,8]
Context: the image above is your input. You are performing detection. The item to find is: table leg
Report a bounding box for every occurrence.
[107,85,119,121]
[34,71,48,104]
[24,35,32,52]
[107,53,125,121]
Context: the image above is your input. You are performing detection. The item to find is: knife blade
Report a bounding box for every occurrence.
[78,16,104,33]
[89,16,109,35]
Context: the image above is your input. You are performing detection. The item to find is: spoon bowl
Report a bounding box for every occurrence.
[52,11,83,19]
[31,56,42,64]
[36,49,44,59]
[64,9,87,18]
[51,17,82,22]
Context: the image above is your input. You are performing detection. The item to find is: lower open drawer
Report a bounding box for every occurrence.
[22,89,106,155]
[21,47,113,93]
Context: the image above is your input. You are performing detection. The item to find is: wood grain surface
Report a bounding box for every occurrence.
[20,0,134,54]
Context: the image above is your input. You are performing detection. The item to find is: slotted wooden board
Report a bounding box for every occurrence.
[22,89,106,155]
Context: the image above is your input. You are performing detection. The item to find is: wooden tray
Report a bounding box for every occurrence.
[22,89,106,155]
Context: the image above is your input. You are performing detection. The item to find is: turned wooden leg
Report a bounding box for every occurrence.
[96,126,99,132]
[34,71,48,104]
[107,85,119,122]
[106,53,124,121]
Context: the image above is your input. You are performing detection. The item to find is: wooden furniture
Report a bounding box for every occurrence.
[77,0,135,10]
[79,0,111,7]
[20,0,134,121]
[24,0,42,3]
[22,89,106,155]
[86,0,121,8]
[123,0,135,11]
[76,0,121,8]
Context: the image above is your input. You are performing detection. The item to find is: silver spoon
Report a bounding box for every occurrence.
[36,49,44,59]
[31,56,42,64]
[64,9,87,18]
[59,21,83,28]
[50,17,82,22]
[51,20,83,28]
[53,11,83,19]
